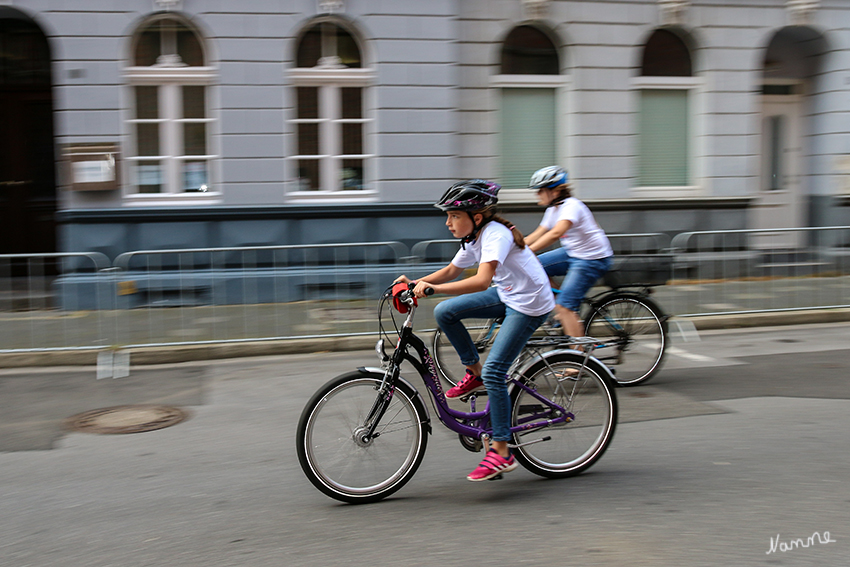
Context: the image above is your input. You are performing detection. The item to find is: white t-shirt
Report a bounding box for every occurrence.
[451,222,555,317]
[540,197,613,260]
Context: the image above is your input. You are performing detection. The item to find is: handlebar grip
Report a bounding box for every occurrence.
[424,287,435,296]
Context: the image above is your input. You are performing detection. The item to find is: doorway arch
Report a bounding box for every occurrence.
[751,25,828,247]
[0,7,56,254]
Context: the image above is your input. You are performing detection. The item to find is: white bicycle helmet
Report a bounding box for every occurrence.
[529,166,568,190]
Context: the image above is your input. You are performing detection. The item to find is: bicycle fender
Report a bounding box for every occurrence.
[589,291,669,322]
[512,350,617,386]
[356,367,432,433]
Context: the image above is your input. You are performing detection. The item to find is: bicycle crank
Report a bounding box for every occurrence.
[508,436,552,449]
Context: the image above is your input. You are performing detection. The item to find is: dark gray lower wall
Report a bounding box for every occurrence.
[811,195,850,229]
[57,198,755,262]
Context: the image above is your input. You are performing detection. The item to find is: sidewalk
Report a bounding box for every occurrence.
[3,307,850,368]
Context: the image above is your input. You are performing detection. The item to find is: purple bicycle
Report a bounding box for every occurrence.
[296,283,618,504]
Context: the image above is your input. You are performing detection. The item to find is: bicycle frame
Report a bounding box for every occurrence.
[475,284,663,350]
[377,301,576,444]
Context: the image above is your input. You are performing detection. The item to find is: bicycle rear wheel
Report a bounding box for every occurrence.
[432,318,496,386]
[511,351,617,478]
[584,293,667,386]
[296,371,429,504]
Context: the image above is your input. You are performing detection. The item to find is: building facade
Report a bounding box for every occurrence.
[1,0,848,258]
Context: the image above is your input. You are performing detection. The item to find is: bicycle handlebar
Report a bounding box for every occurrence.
[403,281,434,297]
[390,282,434,314]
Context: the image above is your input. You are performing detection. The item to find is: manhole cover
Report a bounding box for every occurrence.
[66,405,189,435]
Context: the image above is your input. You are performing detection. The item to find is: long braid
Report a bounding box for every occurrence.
[490,215,526,249]
[467,207,526,249]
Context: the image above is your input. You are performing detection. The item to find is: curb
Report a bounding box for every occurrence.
[685,307,850,331]
[2,308,850,368]
[0,336,379,369]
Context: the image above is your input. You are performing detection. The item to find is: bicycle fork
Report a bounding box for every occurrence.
[360,359,402,442]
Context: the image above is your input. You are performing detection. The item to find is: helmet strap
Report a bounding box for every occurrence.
[460,212,490,249]
[549,187,568,207]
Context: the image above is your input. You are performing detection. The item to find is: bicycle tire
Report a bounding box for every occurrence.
[296,370,429,504]
[584,293,668,386]
[432,318,496,387]
[510,351,617,478]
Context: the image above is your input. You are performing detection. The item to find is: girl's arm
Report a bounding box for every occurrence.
[524,224,549,246]
[413,261,496,298]
[528,219,572,253]
[395,262,464,287]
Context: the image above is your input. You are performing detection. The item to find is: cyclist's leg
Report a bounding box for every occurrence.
[481,308,549,445]
[538,247,570,284]
[476,307,548,470]
[556,256,613,337]
[434,287,505,372]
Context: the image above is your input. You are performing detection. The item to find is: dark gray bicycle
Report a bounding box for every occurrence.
[433,257,670,387]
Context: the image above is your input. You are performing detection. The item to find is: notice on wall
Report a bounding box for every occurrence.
[73,159,115,184]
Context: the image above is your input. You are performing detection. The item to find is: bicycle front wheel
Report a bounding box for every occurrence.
[432,318,496,386]
[584,294,667,386]
[296,371,429,504]
[511,352,617,478]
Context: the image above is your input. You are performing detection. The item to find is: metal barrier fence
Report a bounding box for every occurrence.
[3,227,850,352]
[664,226,850,316]
[0,252,113,351]
[58,242,436,350]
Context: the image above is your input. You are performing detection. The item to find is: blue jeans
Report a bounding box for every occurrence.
[538,248,613,312]
[434,287,550,442]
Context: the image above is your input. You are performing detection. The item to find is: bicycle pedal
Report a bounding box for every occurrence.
[488,474,503,481]
[459,390,487,403]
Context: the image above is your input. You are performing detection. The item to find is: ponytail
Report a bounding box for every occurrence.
[468,207,526,249]
[491,215,526,249]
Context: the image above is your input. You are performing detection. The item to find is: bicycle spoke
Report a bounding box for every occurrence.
[297,375,427,503]
[585,295,666,385]
[512,352,617,478]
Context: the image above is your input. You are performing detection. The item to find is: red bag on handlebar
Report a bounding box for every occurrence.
[392,282,417,313]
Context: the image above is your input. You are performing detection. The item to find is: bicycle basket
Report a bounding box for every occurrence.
[603,254,672,288]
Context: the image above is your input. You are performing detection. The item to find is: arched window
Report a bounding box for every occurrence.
[641,29,692,77]
[288,20,373,196]
[493,25,563,190]
[501,25,559,75]
[124,15,217,198]
[634,28,696,188]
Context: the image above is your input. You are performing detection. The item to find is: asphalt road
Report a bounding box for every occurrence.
[1,323,849,566]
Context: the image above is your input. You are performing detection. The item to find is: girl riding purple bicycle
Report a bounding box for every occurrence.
[395,179,555,481]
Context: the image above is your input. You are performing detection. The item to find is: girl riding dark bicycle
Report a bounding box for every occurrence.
[525,166,614,340]
[395,179,555,481]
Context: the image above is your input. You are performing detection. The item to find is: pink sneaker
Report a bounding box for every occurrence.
[467,449,518,481]
[446,370,485,398]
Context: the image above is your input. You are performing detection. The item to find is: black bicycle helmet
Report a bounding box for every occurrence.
[434,179,500,212]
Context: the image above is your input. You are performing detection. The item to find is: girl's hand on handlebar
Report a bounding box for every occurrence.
[394,275,412,285]
[413,280,435,298]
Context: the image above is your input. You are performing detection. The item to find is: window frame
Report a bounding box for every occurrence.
[286,21,376,203]
[630,75,704,198]
[122,17,220,205]
[489,74,571,203]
